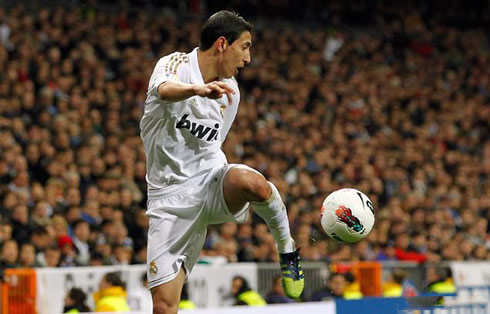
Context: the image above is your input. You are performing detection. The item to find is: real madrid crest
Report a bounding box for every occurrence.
[149,261,158,276]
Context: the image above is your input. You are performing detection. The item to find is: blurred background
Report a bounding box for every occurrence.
[0,0,488,313]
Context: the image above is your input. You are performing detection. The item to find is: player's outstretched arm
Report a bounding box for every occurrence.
[158,80,234,104]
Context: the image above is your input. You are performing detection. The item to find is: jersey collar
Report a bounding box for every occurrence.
[189,47,205,85]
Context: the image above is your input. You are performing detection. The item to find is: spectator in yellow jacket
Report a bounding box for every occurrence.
[232,276,266,306]
[343,272,363,299]
[426,266,456,294]
[93,272,130,312]
[178,284,196,310]
[383,269,405,297]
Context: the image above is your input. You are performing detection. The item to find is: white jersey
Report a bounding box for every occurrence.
[140,48,240,194]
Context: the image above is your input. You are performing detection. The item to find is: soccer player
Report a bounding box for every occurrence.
[141,11,304,314]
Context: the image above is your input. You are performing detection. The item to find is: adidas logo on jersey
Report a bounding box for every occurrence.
[176,114,219,142]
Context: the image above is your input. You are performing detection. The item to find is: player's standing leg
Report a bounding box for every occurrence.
[150,268,185,314]
[224,166,305,298]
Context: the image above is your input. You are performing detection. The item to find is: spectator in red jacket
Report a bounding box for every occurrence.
[394,234,427,263]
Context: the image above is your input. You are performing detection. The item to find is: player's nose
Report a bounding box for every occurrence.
[243,51,251,65]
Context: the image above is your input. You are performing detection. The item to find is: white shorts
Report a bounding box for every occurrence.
[146,163,252,289]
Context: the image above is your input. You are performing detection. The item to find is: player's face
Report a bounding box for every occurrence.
[221,31,252,78]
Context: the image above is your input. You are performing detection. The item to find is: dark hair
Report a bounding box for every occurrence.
[68,288,91,312]
[328,272,345,281]
[391,269,407,284]
[72,219,88,229]
[436,266,452,280]
[45,244,60,252]
[181,283,190,300]
[32,226,49,236]
[104,272,125,288]
[101,219,114,228]
[199,11,252,51]
[90,251,104,261]
[232,275,251,295]
[90,223,100,233]
[69,288,87,305]
[344,271,355,283]
[0,219,10,225]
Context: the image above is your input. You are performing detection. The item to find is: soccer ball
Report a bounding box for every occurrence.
[320,188,375,243]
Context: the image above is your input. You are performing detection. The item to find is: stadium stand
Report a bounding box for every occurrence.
[0,0,488,312]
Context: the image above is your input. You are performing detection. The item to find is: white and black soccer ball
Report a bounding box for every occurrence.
[320,188,375,243]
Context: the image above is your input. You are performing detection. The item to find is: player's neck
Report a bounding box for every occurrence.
[197,48,219,83]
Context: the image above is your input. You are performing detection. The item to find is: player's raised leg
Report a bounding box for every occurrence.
[224,166,305,298]
[150,268,186,314]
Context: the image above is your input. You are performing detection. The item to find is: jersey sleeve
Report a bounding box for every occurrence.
[148,53,187,98]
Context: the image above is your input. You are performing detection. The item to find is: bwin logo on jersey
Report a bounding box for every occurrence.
[176,114,219,141]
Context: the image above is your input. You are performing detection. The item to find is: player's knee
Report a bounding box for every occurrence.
[228,168,271,202]
[249,175,271,201]
[152,299,178,314]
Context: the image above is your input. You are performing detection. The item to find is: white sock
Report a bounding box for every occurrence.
[251,182,295,253]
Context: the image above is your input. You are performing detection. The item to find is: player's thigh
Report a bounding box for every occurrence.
[223,164,269,214]
[205,164,262,224]
[151,267,186,313]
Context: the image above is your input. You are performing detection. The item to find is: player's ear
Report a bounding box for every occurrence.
[216,36,227,53]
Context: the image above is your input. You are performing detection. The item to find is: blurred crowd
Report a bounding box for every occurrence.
[0,0,489,274]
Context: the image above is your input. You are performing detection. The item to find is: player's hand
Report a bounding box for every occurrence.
[195,81,234,104]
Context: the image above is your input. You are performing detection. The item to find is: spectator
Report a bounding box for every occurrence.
[382,268,416,297]
[0,239,19,268]
[311,273,346,301]
[393,233,427,263]
[37,245,61,267]
[58,235,76,267]
[63,287,91,313]
[89,252,105,267]
[30,226,52,255]
[0,220,12,243]
[343,272,363,299]
[112,222,133,248]
[111,244,132,265]
[71,219,90,266]
[99,219,116,245]
[425,266,456,295]
[18,243,36,267]
[0,0,487,275]
[93,272,130,312]
[266,275,295,304]
[10,204,31,244]
[231,276,266,306]
[126,210,148,256]
[212,223,239,262]
[51,215,69,239]
[31,201,51,228]
[179,284,196,310]
[236,224,254,261]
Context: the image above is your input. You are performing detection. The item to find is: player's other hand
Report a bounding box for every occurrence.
[195,81,234,104]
